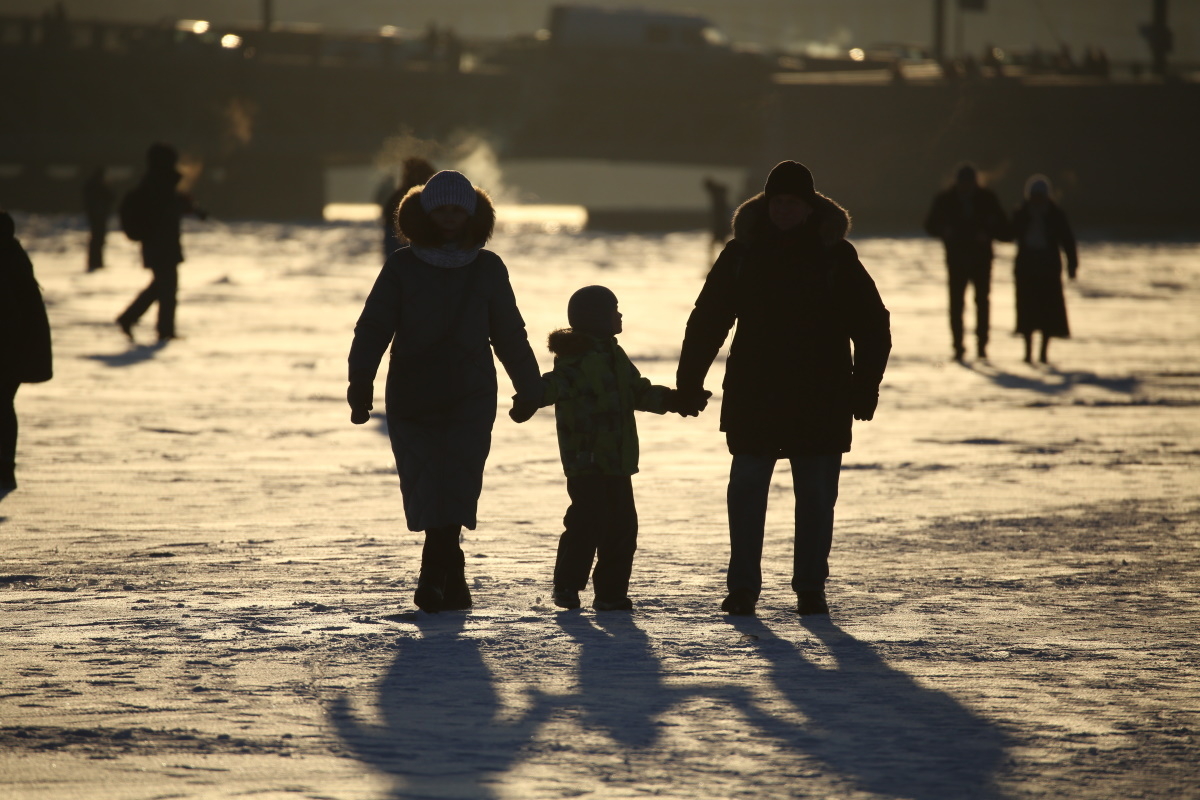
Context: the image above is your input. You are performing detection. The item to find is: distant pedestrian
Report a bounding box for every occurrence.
[381,157,436,259]
[703,177,730,257]
[348,170,542,613]
[924,163,1009,362]
[1011,175,1078,364]
[82,167,114,272]
[676,161,891,617]
[509,286,702,612]
[0,212,53,496]
[116,143,206,343]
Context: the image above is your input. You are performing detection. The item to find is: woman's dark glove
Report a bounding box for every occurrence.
[509,394,539,423]
[348,382,373,424]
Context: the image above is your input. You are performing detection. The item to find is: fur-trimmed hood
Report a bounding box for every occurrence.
[395,184,496,248]
[731,192,851,247]
[547,327,603,357]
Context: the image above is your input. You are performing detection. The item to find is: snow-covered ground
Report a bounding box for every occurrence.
[2,214,1198,799]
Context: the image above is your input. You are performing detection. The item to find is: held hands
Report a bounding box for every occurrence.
[347,382,373,424]
[671,387,712,418]
[509,393,539,423]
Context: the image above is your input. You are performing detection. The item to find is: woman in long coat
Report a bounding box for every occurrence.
[1011,175,1078,363]
[347,171,541,613]
[0,211,53,494]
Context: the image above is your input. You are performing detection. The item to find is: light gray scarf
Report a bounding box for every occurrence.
[411,243,482,269]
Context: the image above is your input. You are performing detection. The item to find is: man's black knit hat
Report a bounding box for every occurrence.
[763,160,817,201]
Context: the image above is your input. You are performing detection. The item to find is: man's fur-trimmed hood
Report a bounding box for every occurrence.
[547,328,602,358]
[731,192,851,247]
[395,184,496,248]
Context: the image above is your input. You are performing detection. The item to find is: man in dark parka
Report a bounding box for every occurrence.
[0,211,53,494]
[676,161,891,616]
[924,163,1009,361]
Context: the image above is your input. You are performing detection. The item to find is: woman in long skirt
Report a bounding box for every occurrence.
[1011,175,1078,363]
[347,171,541,612]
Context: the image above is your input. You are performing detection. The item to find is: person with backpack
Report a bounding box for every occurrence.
[116,143,206,343]
[675,161,891,617]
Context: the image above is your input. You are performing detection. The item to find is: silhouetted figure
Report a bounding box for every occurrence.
[924,163,1009,361]
[0,212,53,496]
[1011,175,1078,364]
[676,161,891,617]
[82,167,114,272]
[347,170,542,613]
[116,143,206,343]
[702,177,730,256]
[509,286,698,611]
[382,157,436,258]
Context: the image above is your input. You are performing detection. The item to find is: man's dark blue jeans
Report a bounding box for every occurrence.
[726,452,842,597]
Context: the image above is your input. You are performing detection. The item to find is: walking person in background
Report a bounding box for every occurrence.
[347,170,542,613]
[82,166,114,272]
[1011,175,1078,364]
[703,177,731,259]
[0,212,53,496]
[509,285,704,612]
[676,161,891,617]
[116,143,206,343]
[924,163,1009,362]
[381,157,436,259]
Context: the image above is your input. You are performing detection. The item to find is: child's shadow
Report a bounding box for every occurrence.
[330,613,552,800]
[728,615,1013,800]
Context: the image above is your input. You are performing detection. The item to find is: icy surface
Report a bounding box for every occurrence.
[1,215,1198,799]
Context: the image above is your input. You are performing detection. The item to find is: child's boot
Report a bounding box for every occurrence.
[440,549,473,611]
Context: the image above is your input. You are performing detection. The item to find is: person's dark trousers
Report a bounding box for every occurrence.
[86,224,106,271]
[726,453,842,597]
[118,261,178,339]
[555,475,638,601]
[1,381,19,485]
[946,250,992,357]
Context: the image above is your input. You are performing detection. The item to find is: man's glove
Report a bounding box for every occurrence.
[674,387,712,418]
[850,381,879,422]
[348,382,373,425]
[509,393,539,423]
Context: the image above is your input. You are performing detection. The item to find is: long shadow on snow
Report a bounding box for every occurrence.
[969,362,1139,396]
[329,612,553,800]
[84,341,168,368]
[728,615,1013,800]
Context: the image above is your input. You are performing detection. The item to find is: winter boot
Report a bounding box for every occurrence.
[440,549,473,611]
[721,588,757,616]
[553,587,581,610]
[592,596,633,611]
[797,590,830,616]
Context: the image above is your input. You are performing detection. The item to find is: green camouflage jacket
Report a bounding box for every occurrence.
[537,329,671,477]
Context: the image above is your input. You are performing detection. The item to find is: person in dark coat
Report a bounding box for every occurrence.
[924,163,1010,361]
[381,157,436,259]
[82,166,114,272]
[0,212,53,495]
[116,143,206,343]
[348,170,542,613]
[675,161,891,617]
[703,176,731,256]
[1011,175,1078,364]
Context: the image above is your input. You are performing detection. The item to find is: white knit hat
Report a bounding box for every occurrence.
[419,170,477,214]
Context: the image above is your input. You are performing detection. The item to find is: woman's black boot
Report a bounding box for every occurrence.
[440,548,473,611]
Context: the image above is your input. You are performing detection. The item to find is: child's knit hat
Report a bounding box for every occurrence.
[567,285,619,337]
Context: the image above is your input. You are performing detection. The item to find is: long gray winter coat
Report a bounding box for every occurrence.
[348,187,541,531]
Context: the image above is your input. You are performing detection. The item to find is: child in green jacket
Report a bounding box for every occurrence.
[510,285,703,610]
